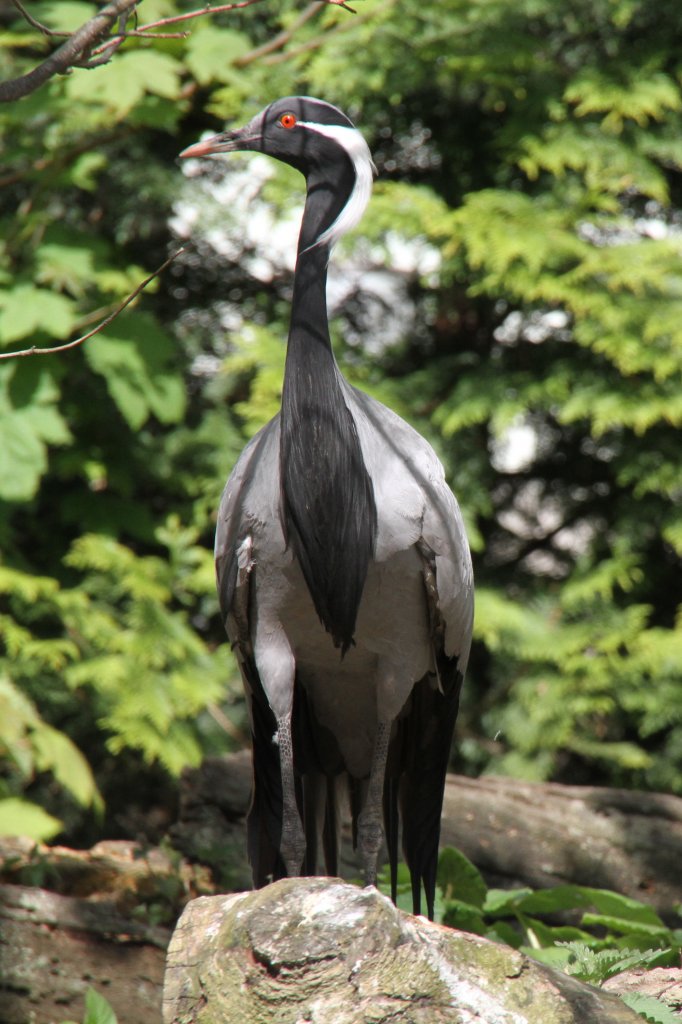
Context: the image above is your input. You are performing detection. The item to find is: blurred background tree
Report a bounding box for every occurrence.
[1,0,681,845]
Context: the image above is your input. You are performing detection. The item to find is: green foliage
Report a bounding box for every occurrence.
[433,847,682,1022]
[0,668,100,838]
[80,987,118,1024]
[83,988,117,1024]
[620,994,682,1024]
[0,361,71,501]
[0,797,61,842]
[56,986,118,1024]
[3,526,238,779]
[83,313,186,430]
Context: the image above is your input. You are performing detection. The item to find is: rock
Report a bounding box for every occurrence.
[163,877,641,1024]
[0,883,168,1024]
[603,966,682,1012]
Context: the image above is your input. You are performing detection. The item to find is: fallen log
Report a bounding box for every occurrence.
[441,775,682,914]
[171,752,682,917]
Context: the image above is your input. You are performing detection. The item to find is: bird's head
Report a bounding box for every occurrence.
[180,97,376,252]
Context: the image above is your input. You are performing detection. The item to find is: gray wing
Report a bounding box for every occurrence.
[214,415,290,885]
[347,385,474,917]
[347,384,474,664]
[215,415,280,628]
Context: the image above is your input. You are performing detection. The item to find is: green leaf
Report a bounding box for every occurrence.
[558,943,632,984]
[509,886,668,935]
[437,847,488,908]
[0,284,76,344]
[0,411,50,501]
[31,724,102,812]
[31,2,96,32]
[0,674,40,776]
[0,798,62,841]
[620,993,681,1024]
[580,889,666,930]
[68,151,108,191]
[581,912,668,938]
[441,898,487,935]
[518,914,595,949]
[0,362,71,501]
[564,69,682,130]
[84,313,186,429]
[83,987,118,1024]
[65,51,183,117]
[508,886,595,916]
[36,242,96,298]
[483,888,535,915]
[184,25,253,85]
[524,945,575,970]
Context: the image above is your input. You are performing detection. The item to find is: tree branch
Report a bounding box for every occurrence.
[134,0,268,31]
[233,2,326,68]
[0,249,187,361]
[1,0,359,101]
[0,0,138,102]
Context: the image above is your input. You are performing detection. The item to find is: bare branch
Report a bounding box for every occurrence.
[0,249,187,361]
[234,2,325,68]
[137,0,267,31]
[87,30,190,61]
[0,0,138,102]
[74,33,127,69]
[259,0,377,66]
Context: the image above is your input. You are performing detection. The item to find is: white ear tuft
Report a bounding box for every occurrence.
[298,123,375,251]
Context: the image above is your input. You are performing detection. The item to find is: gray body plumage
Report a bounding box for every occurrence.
[182,96,474,918]
[217,382,473,755]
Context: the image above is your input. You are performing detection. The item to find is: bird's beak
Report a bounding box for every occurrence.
[180,123,261,160]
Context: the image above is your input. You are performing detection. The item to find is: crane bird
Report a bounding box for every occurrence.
[180,97,474,919]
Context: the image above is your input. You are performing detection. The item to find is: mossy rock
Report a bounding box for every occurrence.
[163,877,641,1024]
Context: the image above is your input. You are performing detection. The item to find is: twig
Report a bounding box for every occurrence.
[87,29,189,62]
[136,0,267,31]
[10,0,71,37]
[234,1,324,67]
[206,703,249,746]
[260,0,376,65]
[0,248,187,361]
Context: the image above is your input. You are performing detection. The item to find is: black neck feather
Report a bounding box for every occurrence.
[280,170,376,652]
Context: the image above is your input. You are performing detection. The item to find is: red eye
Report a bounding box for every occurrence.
[280,113,297,129]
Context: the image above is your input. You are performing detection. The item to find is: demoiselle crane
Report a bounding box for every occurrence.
[180,97,474,919]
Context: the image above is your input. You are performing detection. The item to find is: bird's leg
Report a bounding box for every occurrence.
[357,719,390,888]
[276,714,306,877]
